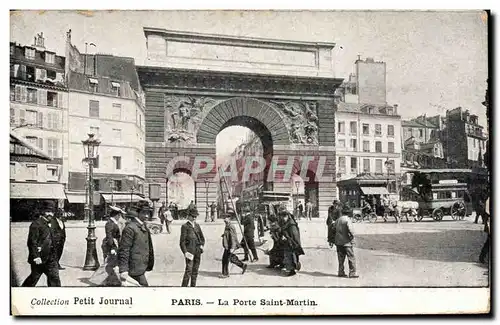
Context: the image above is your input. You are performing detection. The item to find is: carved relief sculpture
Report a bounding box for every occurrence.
[269,100,319,145]
[165,96,219,143]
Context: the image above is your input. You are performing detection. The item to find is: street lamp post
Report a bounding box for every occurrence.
[204,179,209,222]
[82,133,100,271]
[294,181,300,217]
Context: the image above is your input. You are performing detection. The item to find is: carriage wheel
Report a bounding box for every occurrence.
[353,213,362,223]
[369,212,378,223]
[432,208,444,221]
[451,201,466,221]
[149,226,161,234]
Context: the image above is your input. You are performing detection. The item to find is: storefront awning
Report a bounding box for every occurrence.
[65,192,87,204]
[360,187,389,195]
[10,183,66,200]
[101,193,145,203]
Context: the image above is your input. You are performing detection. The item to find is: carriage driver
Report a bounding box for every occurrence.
[361,196,372,214]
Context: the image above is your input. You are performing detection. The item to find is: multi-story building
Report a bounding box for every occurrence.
[444,107,487,168]
[64,30,146,216]
[10,33,69,221]
[402,114,444,146]
[336,57,402,193]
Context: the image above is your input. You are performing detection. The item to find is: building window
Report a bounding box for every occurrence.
[363,140,370,152]
[473,138,476,148]
[25,47,35,60]
[363,159,370,173]
[89,78,98,92]
[387,160,395,174]
[27,164,38,180]
[113,128,122,141]
[113,180,122,191]
[112,103,122,120]
[25,110,37,125]
[375,141,382,153]
[47,91,58,107]
[338,122,345,134]
[48,113,59,130]
[350,157,358,174]
[375,159,383,174]
[111,82,121,96]
[139,114,142,127]
[26,66,35,82]
[338,156,346,173]
[10,163,16,179]
[89,100,99,118]
[47,138,58,158]
[45,52,55,64]
[27,88,37,104]
[10,44,15,56]
[419,129,424,138]
[349,121,357,135]
[26,136,43,151]
[362,123,370,135]
[350,139,357,151]
[93,179,100,191]
[89,126,100,138]
[338,139,345,148]
[387,108,394,115]
[10,107,15,125]
[47,166,58,181]
[113,156,121,170]
[375,124,382,136]
[387,125,394,137]
[388,142,395,153]
[10,85,15,101]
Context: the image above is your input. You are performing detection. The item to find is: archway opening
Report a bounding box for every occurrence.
[292,169,319,218]
[215,116,274,215]
[167,168,195,219]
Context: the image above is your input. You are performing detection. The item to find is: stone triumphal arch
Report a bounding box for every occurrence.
[138,28,343,219]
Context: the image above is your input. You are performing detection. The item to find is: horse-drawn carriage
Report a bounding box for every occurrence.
[400,181,473,222]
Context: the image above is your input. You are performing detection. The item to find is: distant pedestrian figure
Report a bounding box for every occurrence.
[210,202,217,222]
[51,208,66,270]
[22,200,61,287]
[220,217,247,278]
[297,202,304,220]
[306,201,313,220]
[241,208,258,262]
[479,197,490,264]
[329,213,358,278]
[180,206,205,287]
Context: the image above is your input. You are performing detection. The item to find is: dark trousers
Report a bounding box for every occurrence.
[56,240,65,266]
[131,274,149,286]
[242,237,258,260]
[222,249,244,275]
[336,245,357,276]
[22,259,61,287]
[210,212,215,222]
[479,236,490,262]
[181,252,201,287]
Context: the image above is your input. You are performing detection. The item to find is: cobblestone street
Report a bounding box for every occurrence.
[11,216,489,287]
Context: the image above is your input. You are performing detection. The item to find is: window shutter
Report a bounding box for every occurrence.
[15,85,21,101]
[37,89,44,106]
[13,64,19,77]
[19,65,26,79]
[38,138,43,150]
[21,86,27,102]
[39,89,47,106]
[10,107,16,124]
[19,109,25,124]
[58,93,64,108]
[37,112,44,128]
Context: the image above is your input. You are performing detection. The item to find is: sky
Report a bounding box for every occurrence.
[10,10,489,154]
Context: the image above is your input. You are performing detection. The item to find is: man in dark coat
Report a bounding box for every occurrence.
[180,206,205,287]
[241,209,258,262]
[330,213,358,278]
[280,210,305,276]
[210,202,217,222]
[220,217,247,277]
[51,208,66,270]
[297,202,304,220]
[118,207,155,286]
[22,200,61,287]
[327,200,342,245]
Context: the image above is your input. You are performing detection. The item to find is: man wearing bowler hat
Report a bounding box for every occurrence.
[179,205,205,287]
[118,205,155,286]
[22,200,61,287]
